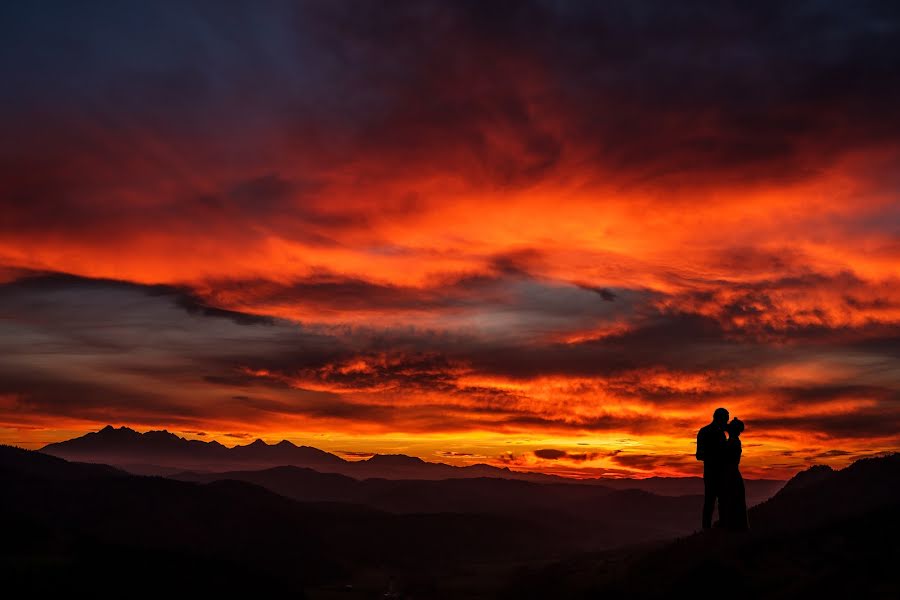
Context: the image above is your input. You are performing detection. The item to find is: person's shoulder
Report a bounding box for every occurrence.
[698,423,714,435]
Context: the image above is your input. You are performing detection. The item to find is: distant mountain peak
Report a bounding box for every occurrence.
[98,425,137,434]
[249,439,268,447]
[144,429,179,439]
[92,425,142,440]
[366,453,427,466]
[276,440,296,448]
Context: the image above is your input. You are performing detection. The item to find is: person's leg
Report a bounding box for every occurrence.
[719,484,732,529]
[737,476,749,531]
[702,474,716,529]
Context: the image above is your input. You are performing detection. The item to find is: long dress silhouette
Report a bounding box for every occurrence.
[718,418,750,531]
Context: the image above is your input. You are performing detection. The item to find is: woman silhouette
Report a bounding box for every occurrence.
[718,417,750,531]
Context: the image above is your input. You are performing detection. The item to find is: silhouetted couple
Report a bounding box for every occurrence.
[696,408,750,531]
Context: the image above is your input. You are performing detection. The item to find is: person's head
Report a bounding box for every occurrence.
[712,407,729,427]
[727,418,745,437]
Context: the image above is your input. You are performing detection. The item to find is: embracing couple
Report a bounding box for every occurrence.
[696,408,750,531]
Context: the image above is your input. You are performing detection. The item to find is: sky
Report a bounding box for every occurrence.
[1,1,899,479]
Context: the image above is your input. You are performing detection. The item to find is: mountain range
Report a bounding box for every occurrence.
[1,444,560,596]
[4,441,896,598]
[40,425,785,503]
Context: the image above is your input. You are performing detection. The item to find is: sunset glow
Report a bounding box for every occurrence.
[2,1,899,479]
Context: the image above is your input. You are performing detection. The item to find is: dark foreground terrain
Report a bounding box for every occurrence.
[2,446,897,598]
[2,445,560,597]
[498,453,900,600]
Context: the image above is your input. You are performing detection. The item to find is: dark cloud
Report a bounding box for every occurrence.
[458,311,755,380]
[609,452,694,471]
[497,452,522,465]
[847,331,900,359]
[534,448,567,460]
[3,1,900,247]
[0,369,198,426]
[812,449,854,459]
[202,375,256,388]
[195,268,643,331]
[752,407,900,439]
[2,271,276,326]
[534,448,602,462]
[200,273,485,313]
[171,294,276,326]
[577,285,617,302]
[500,413,670,435]
[337,450,376,458]
[773,384,898,404]
[435,450,477,457]
[284,1,900,188]
[749,386,900,439]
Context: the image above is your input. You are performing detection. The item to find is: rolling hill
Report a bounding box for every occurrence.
[173,465,704,550]
[1,445,563,596]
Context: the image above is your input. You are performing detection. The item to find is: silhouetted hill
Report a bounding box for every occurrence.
[496,453,900,599]
[40,426,784,502]
[750,452,900,530]
[590,475,784,506]
[0,444,127,480]
[174,465,707,549]
[0,446,569,596]
[366,453,429,466]
[776,463,833,493]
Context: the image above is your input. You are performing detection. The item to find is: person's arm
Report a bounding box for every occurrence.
[695,430,705,461]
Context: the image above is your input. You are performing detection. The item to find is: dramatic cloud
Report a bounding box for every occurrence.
[336,450,377,459]
[534,449,603,462]
[609,452,696,472]
[1,1,899,477]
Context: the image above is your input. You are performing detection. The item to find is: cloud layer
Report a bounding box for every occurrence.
[1,1,899,476]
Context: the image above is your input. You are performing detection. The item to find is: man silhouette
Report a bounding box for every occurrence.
[696,407,729,529]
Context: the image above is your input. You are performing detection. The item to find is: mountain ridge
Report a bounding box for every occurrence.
[39,425,785,501]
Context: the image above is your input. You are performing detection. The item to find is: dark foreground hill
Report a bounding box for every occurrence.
[173,466,702,550]
[496,453,900,600]
[5,445,894,598]
[0,445,567,597]
[41,425,784,503]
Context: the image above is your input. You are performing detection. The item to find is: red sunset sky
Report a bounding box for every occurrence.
[1,1,899,479]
